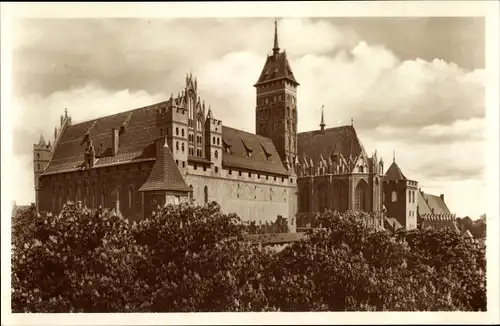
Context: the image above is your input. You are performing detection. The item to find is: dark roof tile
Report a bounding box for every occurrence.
[385,162,408,180]
[297,125,364,163]
[222,126,289,176]
[254,52,299,86]
[139,141,191,193]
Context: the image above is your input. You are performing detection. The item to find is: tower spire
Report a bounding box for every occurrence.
[320,105,325,131]
[393,149,396,163]
[273,19,280,56]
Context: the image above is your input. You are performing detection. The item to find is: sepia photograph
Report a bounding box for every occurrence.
[1,1,499,325]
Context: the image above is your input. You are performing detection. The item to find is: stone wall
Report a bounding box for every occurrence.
[185,164,297,230]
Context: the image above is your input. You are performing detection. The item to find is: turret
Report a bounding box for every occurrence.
[204,106,222,173]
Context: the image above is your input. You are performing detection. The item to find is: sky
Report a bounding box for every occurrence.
[10,17,486,218]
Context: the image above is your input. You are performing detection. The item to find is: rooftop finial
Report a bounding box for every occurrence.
[351,117,354,126]
[393,149,396,163]
[64,108,68,119]
[320,105,325,131]
[273,19,280,56]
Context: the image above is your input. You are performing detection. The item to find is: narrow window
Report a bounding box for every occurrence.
[391,191,397,202]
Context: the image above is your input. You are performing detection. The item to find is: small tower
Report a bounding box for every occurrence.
[382,155,419,230]
[157,92,189,170]
[204,107,223,173]
[33,133,52,211]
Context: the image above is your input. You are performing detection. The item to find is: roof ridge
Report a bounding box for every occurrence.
[66,100,168,129]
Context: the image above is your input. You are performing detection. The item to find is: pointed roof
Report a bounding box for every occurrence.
[385,161,407,180]
[254,21,298,87]
[38,133,46,146]
[138,140,191,193]
[273,20,280,55]
[463,229,474,239]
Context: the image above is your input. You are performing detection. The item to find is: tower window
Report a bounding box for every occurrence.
[176,127,179,136]
[182,143,185,152]
[217,137,220,146]
[214,150,218,159]
[37,153,40,159]
[176,141,179,151]
[181,129,185,137]
[391,191,397,202]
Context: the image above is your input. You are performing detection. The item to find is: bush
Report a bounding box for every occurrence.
[11,203,486,312]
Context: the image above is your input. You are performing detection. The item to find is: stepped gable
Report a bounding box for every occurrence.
[254,52,299,86]
[139,140,191,192]
[42,102,166,175]
[297,125,364,164]
[221,126,289,176]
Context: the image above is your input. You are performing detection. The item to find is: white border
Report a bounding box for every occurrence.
[1,1,499,325]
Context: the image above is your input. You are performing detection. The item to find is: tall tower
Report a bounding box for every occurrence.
[254,20,299,168]
[33,134,52,211]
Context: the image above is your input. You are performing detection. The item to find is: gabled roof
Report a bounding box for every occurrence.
[254,52,299,86]
[297,125,364,164]
[417,191,451,215]
[42,102,165,175]
[385,161,407,180]
[139,141,191,193]
[385,217,403,233]
[222,126,289,176]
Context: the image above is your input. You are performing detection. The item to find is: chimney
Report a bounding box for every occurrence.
[112,128,119,156]
[440,194,444,202]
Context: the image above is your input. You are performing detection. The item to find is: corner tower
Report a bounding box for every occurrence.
[33,134,52,211]
[254,20,299,168]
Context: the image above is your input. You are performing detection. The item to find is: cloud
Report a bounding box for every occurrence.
[9,18,486,218]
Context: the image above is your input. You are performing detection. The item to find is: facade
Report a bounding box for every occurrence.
[34,22,445,231]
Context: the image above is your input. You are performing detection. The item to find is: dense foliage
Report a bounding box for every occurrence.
[12,202,486,312]
[456,215,487,239]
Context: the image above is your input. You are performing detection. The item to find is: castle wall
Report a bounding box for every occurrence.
[185,163,297,231]
[37,161,154,222]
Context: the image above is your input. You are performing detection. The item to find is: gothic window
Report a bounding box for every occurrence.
[182,143,185,152]
[204,186,208,204]
[217,137,220,146]
[181,128,185,137]
[176,127,179,136]
[391,191,397,202]
[355,180,369,212]
[213,136,216,144]
[359,166,364,173]
[176,141,179,151]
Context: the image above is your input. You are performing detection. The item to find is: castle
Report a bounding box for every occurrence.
[33,21,456,232]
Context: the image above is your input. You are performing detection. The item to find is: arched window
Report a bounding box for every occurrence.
[217,137,220,146]
[213,136,216,144]
[359,166,364,173]
[129,186,134,209]
[181,128,185,137]
[204,185,208,204]
[391,191,397,202]
[181,143,185,152]
[176,127,179,136]
[214,150,218,159]
[176,141,179,151]
[37,153,40,159]
[355,180,369,212]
